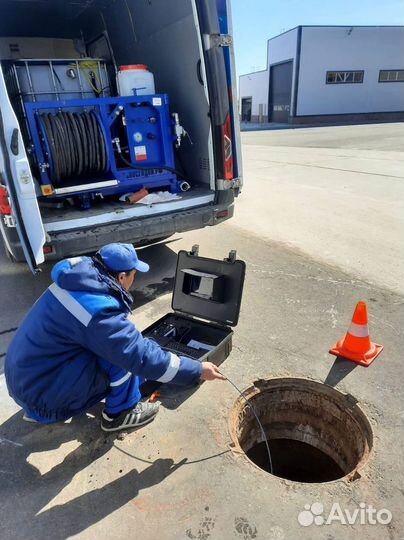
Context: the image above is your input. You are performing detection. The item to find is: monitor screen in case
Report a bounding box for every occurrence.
[142,246,246,366]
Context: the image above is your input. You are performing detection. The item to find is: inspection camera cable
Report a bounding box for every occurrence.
[217,368,273,474]
[142,341,274,472]
[0,327,18,359]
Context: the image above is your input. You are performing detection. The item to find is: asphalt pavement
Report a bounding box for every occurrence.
[239,122,404,294]
[0,123,403,540]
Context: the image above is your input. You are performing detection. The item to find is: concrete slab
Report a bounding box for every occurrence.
[240,121,404,137]
[241,122,404,151]
[237,124,404,294]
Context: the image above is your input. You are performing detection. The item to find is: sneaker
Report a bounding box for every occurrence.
[100,401,160,432]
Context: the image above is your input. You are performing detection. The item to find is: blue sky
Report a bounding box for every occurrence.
[231,0,404,76]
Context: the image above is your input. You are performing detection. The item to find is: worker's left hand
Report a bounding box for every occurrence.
[200,362,226,381]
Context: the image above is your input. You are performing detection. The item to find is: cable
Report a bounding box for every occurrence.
[0,326,18,358]
[218,369,273,474]
[0,327,17,336]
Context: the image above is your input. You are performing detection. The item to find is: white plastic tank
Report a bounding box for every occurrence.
[117,64,155,96]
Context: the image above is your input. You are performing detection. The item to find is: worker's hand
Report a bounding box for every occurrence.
[200,362,226,381]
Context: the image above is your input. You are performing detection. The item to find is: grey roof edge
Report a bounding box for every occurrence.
[268,25,404,41]
[239,69,268,79]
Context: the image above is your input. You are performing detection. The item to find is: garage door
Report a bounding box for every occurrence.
[268,61,293,123]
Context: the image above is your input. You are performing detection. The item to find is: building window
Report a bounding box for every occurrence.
[379,70,404,82]
[326,71,364,84]
[241,97,252,122]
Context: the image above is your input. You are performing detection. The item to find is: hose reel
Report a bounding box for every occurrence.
[38,110,109,185]
[25,95,185,201]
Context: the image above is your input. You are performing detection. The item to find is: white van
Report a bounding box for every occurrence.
[0,0,242,273]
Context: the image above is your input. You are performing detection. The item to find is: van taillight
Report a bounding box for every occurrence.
[0,186,12,215]
[43,245,55,255]
[222,114,234,180]
[215,209,229,219]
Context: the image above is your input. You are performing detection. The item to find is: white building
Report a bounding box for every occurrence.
[239,26,404,124]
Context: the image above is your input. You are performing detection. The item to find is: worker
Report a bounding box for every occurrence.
[5,243,225,432]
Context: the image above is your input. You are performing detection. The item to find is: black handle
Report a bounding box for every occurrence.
[196,59,204,86]
[10,128,19,156]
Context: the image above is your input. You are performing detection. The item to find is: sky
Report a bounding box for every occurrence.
[231,0,404,76]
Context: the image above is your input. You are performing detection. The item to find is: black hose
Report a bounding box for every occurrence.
[67,112,83,175]
[93,111,106,173]
[39,110,108,185]
[82,112,94,173]
[50,114,68,182]
[74,112,89,174]
[57,112,72,177]
[41,113,59,182]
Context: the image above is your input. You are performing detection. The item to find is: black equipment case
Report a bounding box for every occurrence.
[143,245,246,366]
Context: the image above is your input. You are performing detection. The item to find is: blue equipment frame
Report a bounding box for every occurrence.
[24,94,180,198]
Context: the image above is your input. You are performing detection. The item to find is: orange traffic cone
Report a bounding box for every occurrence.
[329,301,383,367]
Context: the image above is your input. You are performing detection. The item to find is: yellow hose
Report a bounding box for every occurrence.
[68,60,102,95]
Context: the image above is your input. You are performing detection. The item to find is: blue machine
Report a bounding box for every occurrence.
[24,94,182,205]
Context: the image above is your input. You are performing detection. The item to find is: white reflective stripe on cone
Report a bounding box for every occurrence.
[348,322,370,338]
[157,353,180,383]
[110,372,131,387]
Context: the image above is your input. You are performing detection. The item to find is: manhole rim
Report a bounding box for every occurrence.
[228,376,374,484]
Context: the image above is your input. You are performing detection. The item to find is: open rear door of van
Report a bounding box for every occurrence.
[219,0,243,191]
[195,0,243,192]
[0,67,45,273]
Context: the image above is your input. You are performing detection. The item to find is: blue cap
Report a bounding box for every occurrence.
[96,243,149,273]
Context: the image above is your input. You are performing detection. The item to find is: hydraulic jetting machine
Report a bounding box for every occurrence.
[6,59,188,208]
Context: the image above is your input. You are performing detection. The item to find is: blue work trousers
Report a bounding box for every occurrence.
[23,360,140,422]
[98,359,142,415]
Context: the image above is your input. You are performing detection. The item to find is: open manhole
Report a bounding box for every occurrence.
[229,378,373,483]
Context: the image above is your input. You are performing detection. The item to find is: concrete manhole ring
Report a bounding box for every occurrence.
[228,377,373,483]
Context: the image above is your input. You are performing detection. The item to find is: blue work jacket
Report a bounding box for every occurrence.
[5,257,202,422]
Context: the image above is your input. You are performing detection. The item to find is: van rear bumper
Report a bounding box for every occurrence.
[48,200,234,260]
[4,197,234,262]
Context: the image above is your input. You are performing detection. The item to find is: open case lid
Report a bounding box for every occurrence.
[172,247,246,327]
